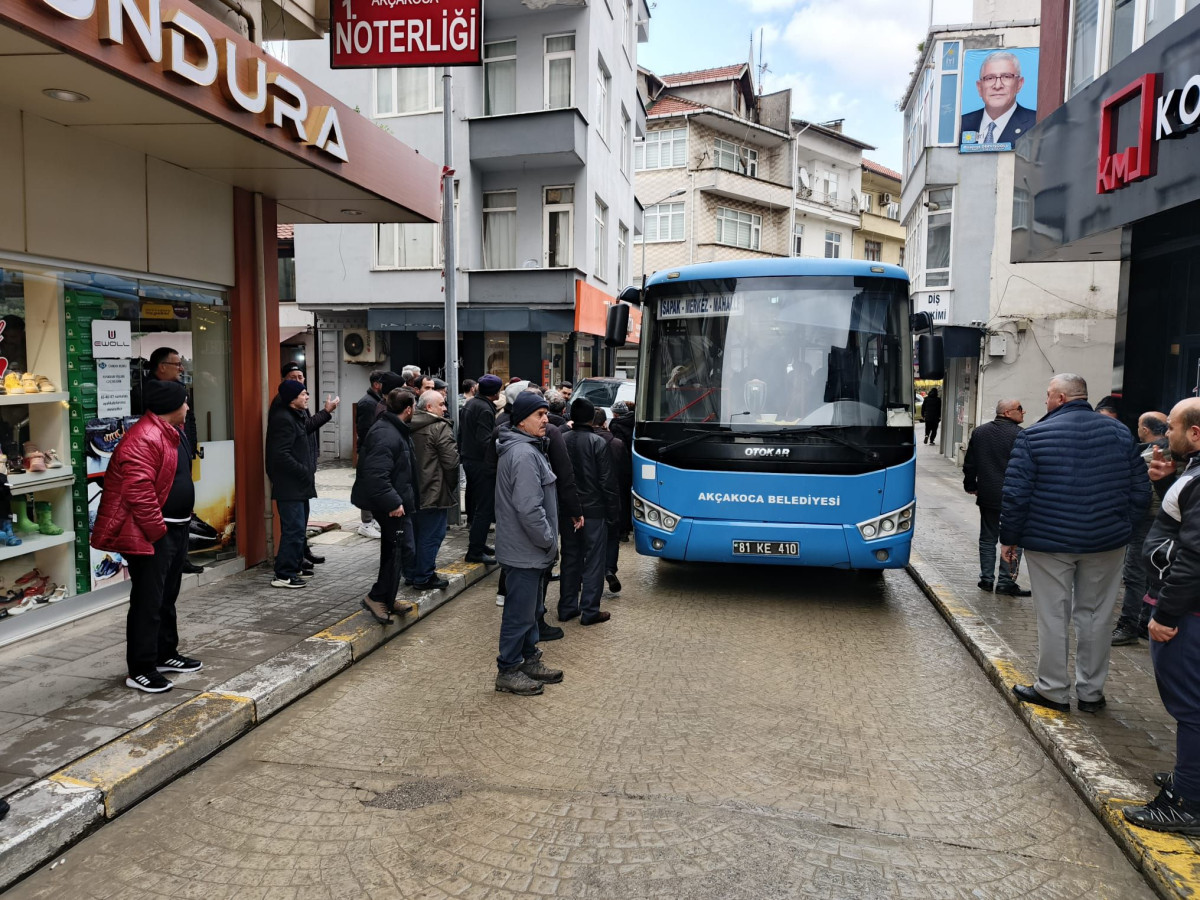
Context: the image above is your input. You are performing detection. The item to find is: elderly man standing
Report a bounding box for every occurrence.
[409,389,459,590]
[963,398,1029,596]
[494,392,564,696]
[1000,374,1148,714]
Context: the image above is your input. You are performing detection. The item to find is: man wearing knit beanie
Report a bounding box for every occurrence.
[459,374,502,563]
[91,377,202,693]
[265,380,317,589]
[279,362,339,567]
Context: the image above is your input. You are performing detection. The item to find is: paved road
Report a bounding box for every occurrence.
[9,554,1153,899]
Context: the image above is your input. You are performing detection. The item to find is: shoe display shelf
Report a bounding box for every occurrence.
[0,391,68,407]
[64,289,100,596]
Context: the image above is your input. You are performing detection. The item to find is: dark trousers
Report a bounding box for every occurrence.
[1119,514,1155,629]
[275,499,307,579]
[1151,615,1200,801]
[464,460,494,556]
[605,521,620,576]
[498,566,543,671]
[412,508,448,583]
[125,522,189,677]
[559,517,607,618]
[979,507,1021,588]
[369,512,416,610]
[924,419,939,442]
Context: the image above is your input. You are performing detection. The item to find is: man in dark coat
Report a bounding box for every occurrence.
[921,388,942,445]
[351,388,419,623]
[608,400,635,539]
[265,380,317,590]
[459,374,502,563]
[593,409,629,593]
[558,398,620,625]
[281,362,338,567]
[354,369,387,539]
[963,398,1028,595]
[408,389,459,590]
[1000,373,1149,714]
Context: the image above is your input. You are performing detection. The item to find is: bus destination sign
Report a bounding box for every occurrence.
[331,0,483,69]
[658,295,745,319]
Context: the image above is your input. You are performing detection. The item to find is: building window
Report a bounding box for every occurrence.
[713,138,758,177]
[864,240,882,262]
[1069,0,1192,97]
[793,221,803,256]
[596,57,611,143]
[620,109,631,176]
[886,201,901,221]
[937,41,960,145]
[823,171,839,201]
[484,40,517,116]
[924,187,953,287]
[860,193,873,214]
[824,231,841,259]
[624,0,634,61]
[483,190,517,269]
[375,67,443,116]
[545,34,575,109]
[544,185,574,267]
[640,202,685,242]
[617,223,628,286]
[716,207,761,250]
[898,246,905,268]
[594,197,609,281]
[635,127,686,170]
[376,223,440,269]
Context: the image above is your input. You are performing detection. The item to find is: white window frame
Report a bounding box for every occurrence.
[483,39,517,117]
[374,222,441,270]
[922,186,954,288]
[792,221,803,257]
[482,190,518,270]
[543,185,575,268]
[373,67,443,117]
[638,202,685,243]
[713,138,759,177]
[617,222,629,286]
[620,108,631,177]
[544,33,576,110]
[635,127,687,170]
[1067,0,1191,99]
[594,197,609,282]
[596,56,611,144]
[824,231,842,259]
[716,206,761,251]
[623,0,634,65]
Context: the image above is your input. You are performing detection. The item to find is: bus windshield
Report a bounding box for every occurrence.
[643,275,912,428]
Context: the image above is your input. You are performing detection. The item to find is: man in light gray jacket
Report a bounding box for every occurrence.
[494,392,565,696]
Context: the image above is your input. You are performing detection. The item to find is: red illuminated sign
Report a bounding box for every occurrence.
[330,0,483,70]
[1097,73,1159,193]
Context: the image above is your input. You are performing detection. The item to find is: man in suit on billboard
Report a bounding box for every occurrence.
[960,51,1036,147]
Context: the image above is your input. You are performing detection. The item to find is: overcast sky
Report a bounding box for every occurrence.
[638,0,976,171]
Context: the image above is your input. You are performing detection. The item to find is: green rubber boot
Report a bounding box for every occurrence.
[35,501,62,536]
[14,499,37,534]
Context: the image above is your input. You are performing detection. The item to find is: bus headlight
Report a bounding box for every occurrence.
[632,491,680,533]
[857,502,915,542]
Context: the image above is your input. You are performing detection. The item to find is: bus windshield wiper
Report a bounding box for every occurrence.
[659,426,731,455]
[744,425,880,461]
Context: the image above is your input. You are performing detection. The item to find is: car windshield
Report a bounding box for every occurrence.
[575,381,620,407]
[642,275,911,428]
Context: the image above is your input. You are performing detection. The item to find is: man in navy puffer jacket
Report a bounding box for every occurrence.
[1000,374,1149,714]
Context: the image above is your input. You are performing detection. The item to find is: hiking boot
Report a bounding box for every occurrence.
[537,616,564,640]
[1123,786,1200,835]
[126,671,173,693]
[1112,624,1140,646]
[606,574,622,594]
[495,668,543,695]
[520,658,564,683]
[360,596,392,624]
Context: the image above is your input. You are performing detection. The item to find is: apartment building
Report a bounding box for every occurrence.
[855,160,905,267]
[791,119,872,264]
[899,0,1120,459]
[288,0,649,459]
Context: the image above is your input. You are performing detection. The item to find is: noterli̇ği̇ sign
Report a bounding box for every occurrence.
[330,0,482,69]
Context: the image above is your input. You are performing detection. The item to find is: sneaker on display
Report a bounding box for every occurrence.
[126,672,174,693]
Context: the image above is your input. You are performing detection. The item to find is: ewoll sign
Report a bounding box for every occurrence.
[331,0,482,69]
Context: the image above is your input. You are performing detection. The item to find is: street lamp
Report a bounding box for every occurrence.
[640,188,687,294]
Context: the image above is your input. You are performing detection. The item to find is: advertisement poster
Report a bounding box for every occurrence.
[90,319,132,358]
[96,359,131,418]
[959,47,1039,153]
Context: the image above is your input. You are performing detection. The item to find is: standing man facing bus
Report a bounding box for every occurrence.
[963,398,1028,595]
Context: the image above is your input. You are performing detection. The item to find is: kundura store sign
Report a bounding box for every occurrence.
[33,0,349,162]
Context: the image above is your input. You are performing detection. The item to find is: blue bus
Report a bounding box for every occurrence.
[609,258,926,570]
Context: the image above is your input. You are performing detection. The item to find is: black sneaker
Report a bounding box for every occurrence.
[1155,771,1174,788]
[126,671,173,693]
[994,583,1032,597]
[1112,624,1140,646]
[413,576,450,591]
[1124,786,1200,835]
[0,797,8,821]
[305,551,326,565]
[606,573,622,594]
[977,580,994,592]
[182,560,204,575]
[271,576,306,589]
[299,568,315,579]
[157,655,203,673]
[537,617,565,641]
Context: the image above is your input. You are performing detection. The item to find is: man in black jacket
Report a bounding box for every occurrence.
[593,409,628,593]
[265,380,317,589]
[1124,398,1200,834]
[281,362,339,567]
[354,370,387,539]
[558,398,620,625]
[608,401,634,540]
[460,374,502,563]
[963,398,1028,595]
[1113,411,1169,645]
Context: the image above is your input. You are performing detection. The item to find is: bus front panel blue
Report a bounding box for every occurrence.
[631,451,915,568]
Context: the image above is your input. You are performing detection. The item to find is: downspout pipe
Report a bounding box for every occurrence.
[209,0,256,42]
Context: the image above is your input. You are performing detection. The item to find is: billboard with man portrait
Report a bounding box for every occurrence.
[959,47,1040,153]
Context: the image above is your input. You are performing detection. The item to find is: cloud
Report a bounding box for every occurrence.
[737,0,802,11]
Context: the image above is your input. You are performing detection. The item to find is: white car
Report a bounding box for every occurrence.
[573,377,635,421]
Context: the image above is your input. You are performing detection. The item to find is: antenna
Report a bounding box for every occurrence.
[757,27,769,95]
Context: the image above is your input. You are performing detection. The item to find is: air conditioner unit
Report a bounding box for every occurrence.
[343,329,383,363]
[880,192,893,205]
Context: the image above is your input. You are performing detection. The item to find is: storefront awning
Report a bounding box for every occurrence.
[0,1,442,225]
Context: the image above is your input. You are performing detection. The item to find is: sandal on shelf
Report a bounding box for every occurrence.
[22,443,46,474]
[43,584,67,603]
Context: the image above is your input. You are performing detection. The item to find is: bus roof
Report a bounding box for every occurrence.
[645,258,909,288]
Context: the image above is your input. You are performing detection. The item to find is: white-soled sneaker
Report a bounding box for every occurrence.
[126,672,173,693]
[157,655,203,673]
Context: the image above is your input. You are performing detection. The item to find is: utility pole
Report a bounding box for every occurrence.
[443,68,459,436]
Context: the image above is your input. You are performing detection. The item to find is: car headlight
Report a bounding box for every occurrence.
[857,502,915,542]
[632,491,680,533]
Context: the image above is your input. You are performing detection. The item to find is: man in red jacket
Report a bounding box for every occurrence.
[91,380,203,693]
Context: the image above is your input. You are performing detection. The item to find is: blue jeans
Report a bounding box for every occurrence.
[1151,614,1200,801]
[497,566,543,671]
[412,508,448,583]
[1119,513,1155,629]
[559,517,607,618]
[275,499,307,579]
[979,507,1021,588]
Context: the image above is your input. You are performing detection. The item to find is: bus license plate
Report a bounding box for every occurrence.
[732,540,799,557]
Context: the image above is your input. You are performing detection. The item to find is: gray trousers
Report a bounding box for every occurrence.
[1025,548,1125,705]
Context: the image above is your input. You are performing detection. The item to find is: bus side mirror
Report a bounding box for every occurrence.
[618,285,641,305]
[918,334,945,380]
[605,303,630,348]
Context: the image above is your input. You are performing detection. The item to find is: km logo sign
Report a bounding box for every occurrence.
[1098,70,1200,194]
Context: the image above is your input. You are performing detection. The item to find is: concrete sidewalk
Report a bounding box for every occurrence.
[0,462,496,889]
[910,448,1199,899]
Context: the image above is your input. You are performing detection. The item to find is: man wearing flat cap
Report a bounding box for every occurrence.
[266,379,317,590]
[92,379,203,693]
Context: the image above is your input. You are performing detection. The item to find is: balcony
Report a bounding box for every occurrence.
[469,109,588,172]
[467,267,585,306]
[696,167,792,210]
[795,188,861,227]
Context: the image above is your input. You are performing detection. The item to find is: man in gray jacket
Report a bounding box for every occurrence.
[494,392,565,696]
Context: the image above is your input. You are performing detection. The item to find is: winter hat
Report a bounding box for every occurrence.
[379,371,406,394]
[144,379,188,415]
[477,374,503,397]
[611,400,632,417]
[506,380,532,406]
[278,379,305,404]
[570,397,595,425]
[510,391,549,427]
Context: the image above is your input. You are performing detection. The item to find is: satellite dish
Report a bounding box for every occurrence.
[798,166,810,189]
